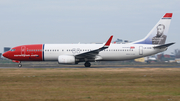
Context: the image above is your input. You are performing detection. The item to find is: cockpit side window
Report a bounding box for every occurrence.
[10,49,16,51]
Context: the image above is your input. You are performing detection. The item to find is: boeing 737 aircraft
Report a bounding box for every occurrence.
[3,13,174,67]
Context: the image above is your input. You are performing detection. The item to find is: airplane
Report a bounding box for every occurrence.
[3,13,174,67]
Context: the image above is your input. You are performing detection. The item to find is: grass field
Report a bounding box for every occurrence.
[0,68,180,101]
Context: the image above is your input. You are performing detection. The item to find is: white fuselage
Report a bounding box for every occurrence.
[43,43,165,61]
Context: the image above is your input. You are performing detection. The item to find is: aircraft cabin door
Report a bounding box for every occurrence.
[139,46,143,55]
[21,46,26,57]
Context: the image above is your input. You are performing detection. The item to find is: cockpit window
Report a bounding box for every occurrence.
[10,49,16,51]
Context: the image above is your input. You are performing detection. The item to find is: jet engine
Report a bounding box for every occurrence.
[58,55,75,64]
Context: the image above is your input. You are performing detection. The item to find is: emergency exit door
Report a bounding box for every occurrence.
[139,46,143,55]
[21,46,26,56]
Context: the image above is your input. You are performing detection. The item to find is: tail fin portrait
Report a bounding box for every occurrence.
[133,13,173,45]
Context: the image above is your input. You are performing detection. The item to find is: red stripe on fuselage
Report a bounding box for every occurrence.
[6,44,43,61]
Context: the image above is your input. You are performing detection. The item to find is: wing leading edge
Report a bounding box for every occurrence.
[75,35,113,59]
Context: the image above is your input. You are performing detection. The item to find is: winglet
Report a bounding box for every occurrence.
[104,35,113,47]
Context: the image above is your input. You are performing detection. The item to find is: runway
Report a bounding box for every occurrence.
[1,65,180,68]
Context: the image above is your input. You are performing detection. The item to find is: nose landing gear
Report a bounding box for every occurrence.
[12,60,22,68]
[17,61,22,68]
[18,64,22,68]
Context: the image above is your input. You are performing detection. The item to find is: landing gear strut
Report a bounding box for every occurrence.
[84,61,91,67]
[18,61,22,68]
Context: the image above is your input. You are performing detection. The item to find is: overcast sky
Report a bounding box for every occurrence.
[0,0,180,54]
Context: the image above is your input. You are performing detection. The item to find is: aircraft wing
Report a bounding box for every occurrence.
[153,42,175,49]
[75,36,113,59]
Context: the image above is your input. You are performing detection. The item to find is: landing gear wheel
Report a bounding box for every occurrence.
[18,64,22,68]
[84,62,91,67]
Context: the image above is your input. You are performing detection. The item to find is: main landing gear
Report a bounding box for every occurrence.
[84,61,91,67]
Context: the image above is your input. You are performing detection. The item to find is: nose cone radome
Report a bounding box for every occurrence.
[3,52,9,59]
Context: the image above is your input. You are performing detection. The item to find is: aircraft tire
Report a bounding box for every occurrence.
[84,62,91,67]
[18,64,22,68]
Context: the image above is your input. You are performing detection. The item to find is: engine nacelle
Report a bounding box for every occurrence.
[58,55,75,64]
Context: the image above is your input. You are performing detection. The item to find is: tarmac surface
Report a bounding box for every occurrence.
[1,65,180,68]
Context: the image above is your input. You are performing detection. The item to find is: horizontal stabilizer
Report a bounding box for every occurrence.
[153,42,175,49]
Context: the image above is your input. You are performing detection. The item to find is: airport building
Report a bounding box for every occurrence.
[113,39,132,44]
[4,47,11,53]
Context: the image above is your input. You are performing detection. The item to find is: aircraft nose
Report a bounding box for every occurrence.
[3,52,9,58]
